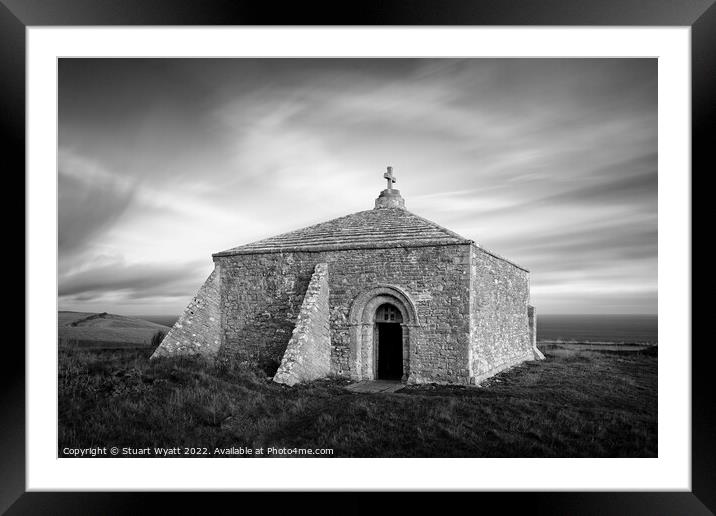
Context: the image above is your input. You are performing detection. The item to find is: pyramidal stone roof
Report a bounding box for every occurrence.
[214,166,478,257]
[213,207,473,256]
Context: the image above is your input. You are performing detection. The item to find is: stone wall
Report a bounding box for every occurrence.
[328,244,472,384]
[468,244,541,383]
[216,253,313,370]
[151,265,222,360]
[273,263,331,386]
[216,243,472,384]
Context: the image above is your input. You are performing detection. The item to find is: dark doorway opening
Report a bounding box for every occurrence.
[377,322,403,380]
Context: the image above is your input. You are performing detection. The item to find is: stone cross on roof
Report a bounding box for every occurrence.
[383,166,396,191]
[374,165,404,209]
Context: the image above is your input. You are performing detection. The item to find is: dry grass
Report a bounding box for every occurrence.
[58,346,656,457]
[58,311,170,346]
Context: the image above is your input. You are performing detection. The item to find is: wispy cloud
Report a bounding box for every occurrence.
[59,258,206,298]
[58,149,137,259]
[58,58,657,315]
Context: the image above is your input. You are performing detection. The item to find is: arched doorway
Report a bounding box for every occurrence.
[375,303,403,380]
[348,285,420,382]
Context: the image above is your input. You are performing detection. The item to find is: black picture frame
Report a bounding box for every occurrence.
[7,1,710,513]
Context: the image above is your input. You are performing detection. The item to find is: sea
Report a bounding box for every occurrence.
[142,313,658,346]
[537,314,657,345]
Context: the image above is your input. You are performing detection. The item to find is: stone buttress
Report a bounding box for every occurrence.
[273,263,331,386]
[150,265,222,359]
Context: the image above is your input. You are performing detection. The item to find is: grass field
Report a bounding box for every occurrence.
[58,311,170,348]
[58,344,657,458]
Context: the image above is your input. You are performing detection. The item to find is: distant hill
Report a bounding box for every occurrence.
[139,315,179,327]
[58,311,171,348]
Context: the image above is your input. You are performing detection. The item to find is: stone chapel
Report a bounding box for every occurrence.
[151,167,544,385]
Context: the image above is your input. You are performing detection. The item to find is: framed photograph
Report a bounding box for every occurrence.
[9,0,711,513]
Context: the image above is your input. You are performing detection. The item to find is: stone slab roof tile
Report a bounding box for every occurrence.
[213,208,473,256]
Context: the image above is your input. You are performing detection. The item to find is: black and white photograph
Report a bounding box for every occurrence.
[57,57,658,459]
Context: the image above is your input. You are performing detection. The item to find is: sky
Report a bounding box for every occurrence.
[58,58,657,316]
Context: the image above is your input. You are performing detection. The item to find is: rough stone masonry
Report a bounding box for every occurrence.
[151,166,544,386]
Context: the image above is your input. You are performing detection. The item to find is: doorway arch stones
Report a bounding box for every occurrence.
[348,285,421,381]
